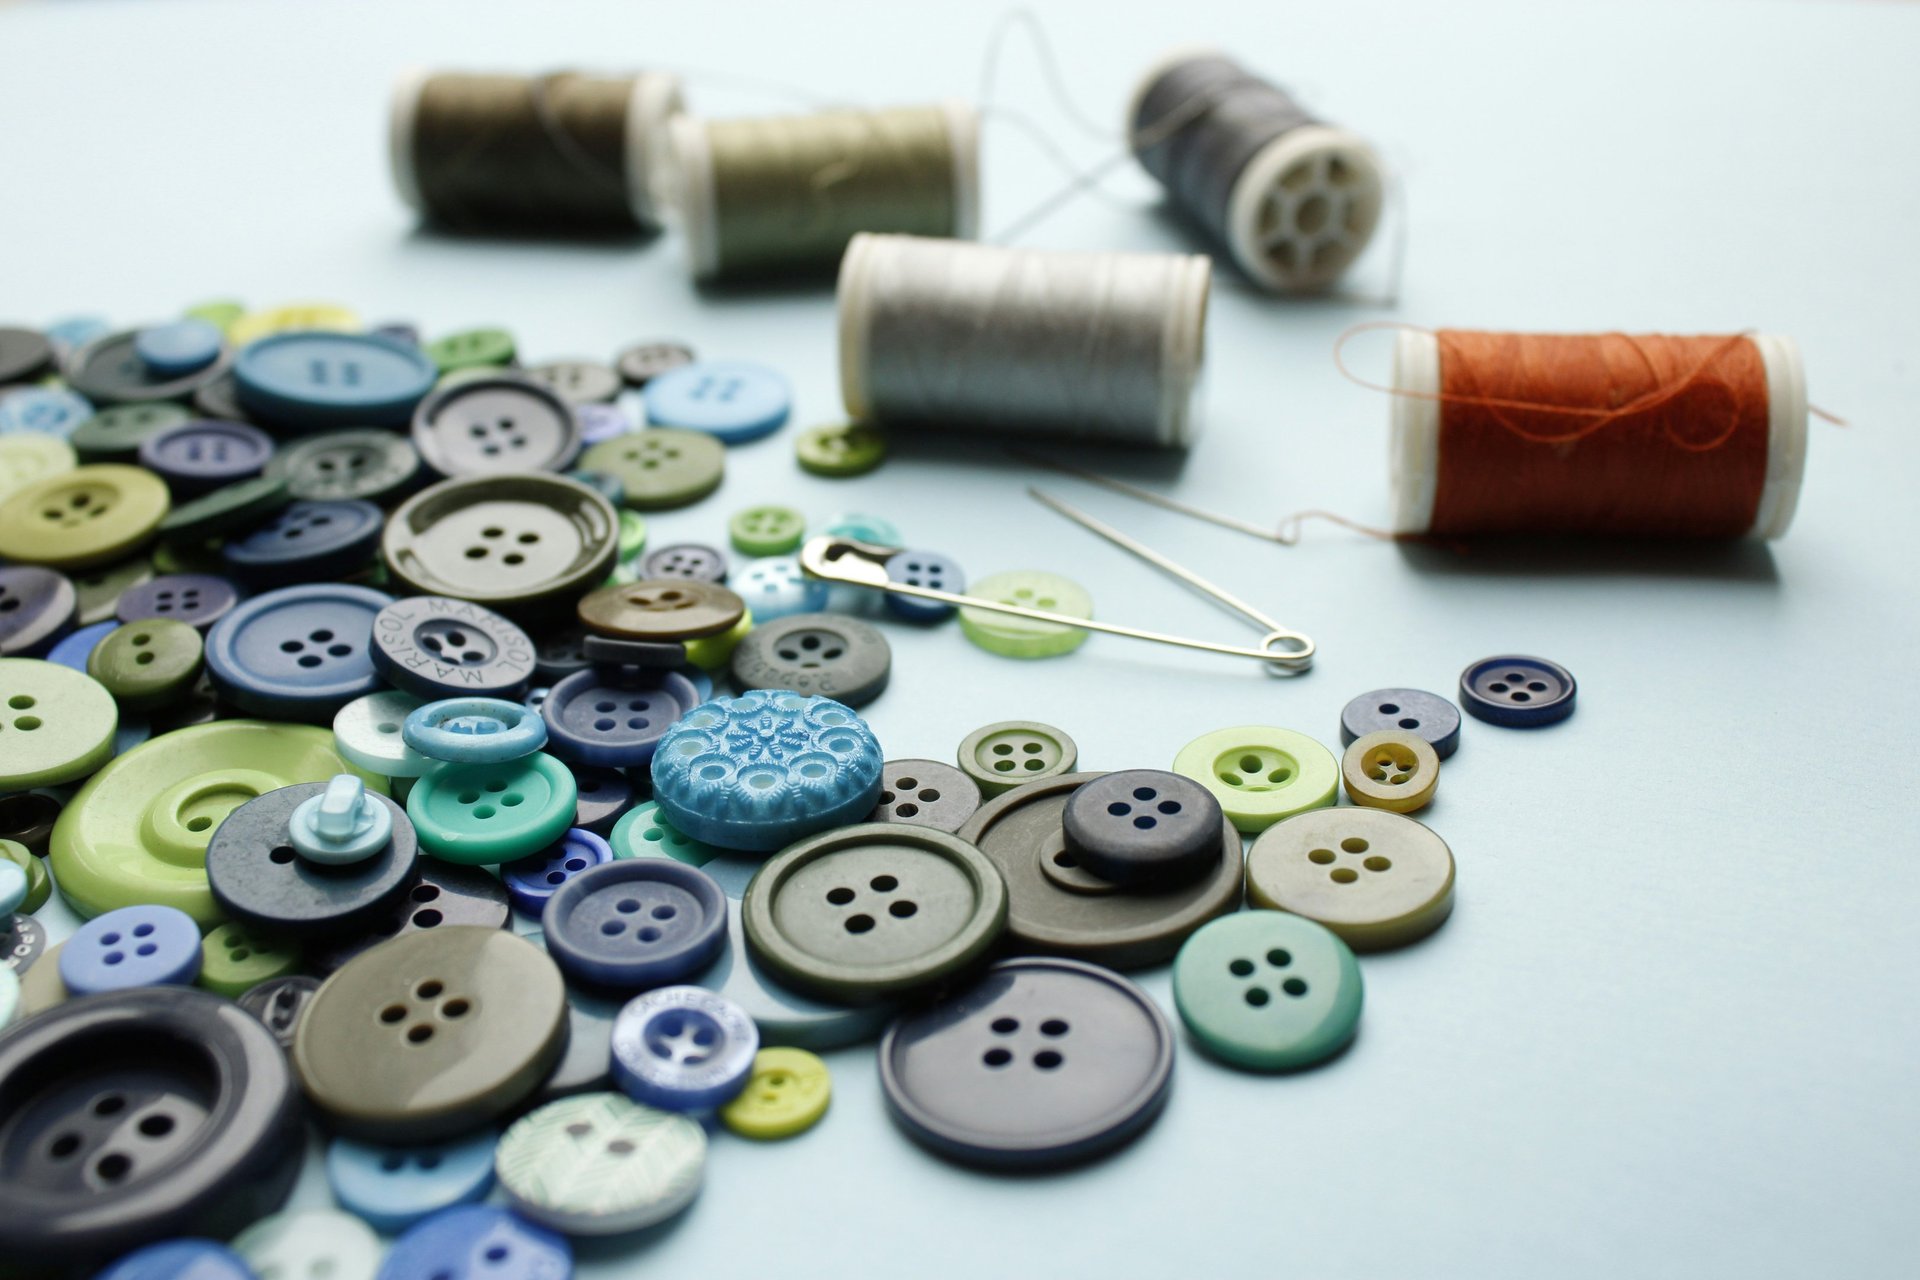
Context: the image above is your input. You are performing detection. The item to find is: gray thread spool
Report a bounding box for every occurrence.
[837,233,1211,449]
[1128,48,1383,292]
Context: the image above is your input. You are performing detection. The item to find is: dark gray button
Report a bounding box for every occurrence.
[615,341,694,386]
[0,566,78,657]
[238,974,323,1049]
[638,542,728,584]
[521,360,623,406]
[65,329,229,406]
[411,376,581,478]
[206,783,418,938]
[370,596,536,701]
[1062,769,1224,887]
[0,328,54,384]
[581,634,687,670]
[867,759,981,833]
[268,428,422,504]
[571,766,637,836]
[730,612,890,707]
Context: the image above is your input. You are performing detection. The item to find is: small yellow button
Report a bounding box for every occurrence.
[719,1048,831,1140]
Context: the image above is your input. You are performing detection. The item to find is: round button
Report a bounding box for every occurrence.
[651,692,884,852]
[71,402,192,465]
[957,772,1242,968]
[959,570,1091,658]
[406,751,578,864]
[384,475,619,618]
[541,858,728,989]
[87,618,205,713]
[580,634,685,668]
[0,387,92,438]
[286,773,393,864]
[1171,725,1339,832]
[1341,730,1440,812]
[66,328,229,406]
[878,956,1173,1169]
[0,658,118,789]
[1062,769,1225,887]
[412,376,582,478]
[72,558,154,628]
[0,434,77,504]
[207,781,417,937]
[570,766,635,836]
[1172,911,1363,1071]
[424,327,516,373]
[610,985,758,1111]
[0,465,170,571]
[371,595,536,702]
[642,361,790,443]
[1339,686,1462,759]
[2,838,51,913]
[732,556,828,620]
[884,549,963,622]
[307,860,510,974]
[0,790,62,858]
[540,665,700,767]
[205,583,391,721]
[795,421,886,477]
[730,612,891,707]
[502,828,613,916]
[333,690,431,777]
[237,974,321,1047]
[60,904,203,994]
[610,801,722,865]
[159,475,290,544]
[0,326,54,382]
[235,331,437,430]
[117,573,241,631]
[326,1130,497,1233]
[228,303,360,348]
[403,697,547,764]
[0,987,303,1270]
[577,429,724,511]
[615,340,693,386]
[134,319,224,377]
[639,540,729,583]
[577,578,743,641]
[868,758,981,833]
[137,420,273,496]
[1460,654,1577,727]
[743,823,1006,1001]
[220,499,385,586]
[719,1048,831,1139]
[0,566,78,657]
[295,927,567,1140]
[957,719,1078,797]
[233,1210,381,1280]
[96,1239,254,1280]
[268,428,422,504]
[574,403,631,446]
[380,1205,570,1280]
[1245,807,1456,950]
[522,359,623,406]
[728,505,805,557]
[197,921,300,998]
[495,1092,705,1234]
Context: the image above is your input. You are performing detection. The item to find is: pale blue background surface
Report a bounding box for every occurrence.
[3,1,1916,1276]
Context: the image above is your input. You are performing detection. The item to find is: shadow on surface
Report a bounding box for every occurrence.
[1395,537,1781,585]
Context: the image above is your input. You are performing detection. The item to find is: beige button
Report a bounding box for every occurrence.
[1341,730,1439,813]
[1245,808,1454,950]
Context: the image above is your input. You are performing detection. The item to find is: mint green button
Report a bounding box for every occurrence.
[728,505,804,556]
[0,659,118,790]
[407,752,577,864]
[426,327,516,374]
[610,801,719,866]
[1172,911,1362,1071]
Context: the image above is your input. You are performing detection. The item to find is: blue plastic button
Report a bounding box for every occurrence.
[733,557,830,621]
[376,1205,570,1280]
[0,387,92,437]
[235,331,439,430]
[0,861,25,916]
[824,513,901,546]
[289,774,395,865]
[884,549,963,622]
[204,583,393,721]
[96,1239,256,1280]
[1459,655,1577,728]
[503,828,614,917]
[326,1130,497,1233]
[1339,687,1462,759]
[135,320,224,378]
[46,619,117,672]
[610,986,758,1111]
[59,903,202,994]
[138,419,275,495]
[44,315,111,357]
[650,692,885,852]
[540,666,700,769]
[220,499,385,586]
[404,696,548,763]
[641,362,790,444]
[117,573,243,631]
[575,402,631,445]
[541,858,727,989]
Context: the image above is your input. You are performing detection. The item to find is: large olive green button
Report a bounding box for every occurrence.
[576,579,745,641]
[0,839,50,913]
[384,474,619,618]
[742,823,1007,1001]
[49,720,387,925]
[0,465,170,570]
[0,434,76,504]
[0,659,118,790]
[578,429,724,511]
[87,619,204,713]
[1172,726,1339,832]
[198,920,301,998]
[957,720,1078,797]
[294,926,567,1141]
[1244,807,1455,951]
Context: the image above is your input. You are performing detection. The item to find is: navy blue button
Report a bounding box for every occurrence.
[609,986,757,1110]
[884,549,964,622]
[371,596,536,701]
[117,573,243,632]
[403,697,547,764]
[235,332,439,430]
[0,566,78,657]
[134,320,224,378]
[642,362,790,444]
[325,1130,496,1233]
[503,828,614,916]
[540,666,700,768]
[97,1239,254,1280]
[59,904,202,994]
[1340,687,1462,758]
[579,635,686,669]
[1459,655,1576,727]
[204,583,392,721]
[138,420,275,496]
[47,618,117,671]
[376,1205,571,1280]
[541,858,727,990]
[639,542,728,584]
[220,500,385,586]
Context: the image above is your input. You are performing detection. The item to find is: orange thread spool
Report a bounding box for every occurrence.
[1387,330,1807,539]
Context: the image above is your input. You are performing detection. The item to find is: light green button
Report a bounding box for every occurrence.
[579,429,724,511]
[1,838,50,913]
[0,465,170,571]
[958,570,1092,659]
[495,1092,705,1234]
[1172,725,1339,832]
[0,659,118,790]
[234,1209,381,1280]
[426,327,516,374]
[617,508,648,562]
[1173,911,1363,1071]
[182,299,246,334]
[69,402,191,464]
[719,1048,831,1139]
[728,505,805,556]
[0,434,76,504]
[88,618,204,713]
[49,720,387,924]
[199,920,301,998]
[407,752,577,865]
[610,801,719,866]
[795,422,886,477]
[683,607,752,671]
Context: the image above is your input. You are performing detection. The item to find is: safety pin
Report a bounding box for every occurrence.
[799,537,1315,673]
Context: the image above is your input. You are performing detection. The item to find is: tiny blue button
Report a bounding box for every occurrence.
[610,986,758,1111]
[59,903,202,995]
[46,619,118,672]
[502,828,614,917]
[0,387,92,438]
[404,696,548,764]
[139,420,275,496]
[326,1131,497,1234]
[135,320,224,378]
[235,331,439,431]
[288,774,394,865]
[884,549,964,622]
[204,583,393,721]
[96,1239,256,1280]
[541,858,727,990]
[377,1205,570,1280]
[220,499,385,586]
[642,361,790,444]
[1459,655,1577,728]
[540,667,700,769]
[733,557,830,622]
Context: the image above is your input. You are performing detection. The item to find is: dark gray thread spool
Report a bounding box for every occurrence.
[1129,49,1383,292]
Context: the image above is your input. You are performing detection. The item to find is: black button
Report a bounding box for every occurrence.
[206,783,418,939]
[1062,769,1224,887]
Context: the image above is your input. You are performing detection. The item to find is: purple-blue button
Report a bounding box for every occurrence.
[117,573,243,631]
[502,828,614,916]
[139,420,275,495]
[59,904,203,995]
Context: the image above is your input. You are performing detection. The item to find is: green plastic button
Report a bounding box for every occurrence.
[496,1092,706,1234]
[228,302,359,347]
[610,801,719,866]
[1,838,50,914]
[199,920,301,998]
[795,422,886,477]
[1245,807,1456,952]
[49,720,386,925]
[0,465,170,571]
[1172,726,1339,832]
[959,570,1092,659]
[87,619,204,713]
[70,557,155,626]
[719,1048,831,1139]
[683,608,752,672]
[69,402,191,464]
[1172,911,1363,1071]
[183,299,247,334]
[0,434,77,505]
[957,720,1079,798]
[159,473,291,542]
[384,475,620,618]
[0,659,118,790]
[616,509,648,562]
[728,504,805,556]
[578,429,724,511]
[425,327,516,374]
[407,752,578,865]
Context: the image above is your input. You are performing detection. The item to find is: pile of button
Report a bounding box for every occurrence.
[0,305,1579,1277]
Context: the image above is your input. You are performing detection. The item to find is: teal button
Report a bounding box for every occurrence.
[1172,910,1363,1071]
[407,752,577,865]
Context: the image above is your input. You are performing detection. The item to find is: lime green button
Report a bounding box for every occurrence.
[426,327,516,374]
[199,921,301,998]
[719,1049,832,1139]
[0,660,118,790]
[0,434,76,505]
[407,752,577,865]
[617,509,648,562]
[728,505,805,556]
[958,570,1092,659]
[228,302,359,347]
[71,556,155,626]
[610,801,719,866]
[1172,726,1338,833]
[183,299,247,334]
[87,619,204,714]
[0,465,170,570]
[70,402,191,464]
[1,838,50,914]
[49,720,387,925]
[795,422,886,477]
[159,474,290,542]
[579,430,724,511]
[683,608,752,671]
[1172,911,1363,1071]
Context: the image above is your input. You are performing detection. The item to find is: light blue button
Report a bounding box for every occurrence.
[824,512,902,546]
[59,903,202,994]
[733,557,830,621]
[0,964,17,1030]
[43,314,110,358]
[326,1130,498,1234]
[135,320,224,378]
[234,331,438,430]
[47,619,117,672]
[642,361,790,444]
[0,861,26,916]
[404,696,548,764]
[289,774,394,865]
[0,387,92,437]
[94,1238,255,1280]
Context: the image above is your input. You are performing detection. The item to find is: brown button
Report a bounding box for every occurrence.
[577,579,745,641]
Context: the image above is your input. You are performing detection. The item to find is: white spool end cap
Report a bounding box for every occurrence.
[1156,254,1212,448]
[387,68,429,217]
[941,99,982,241]
[836,232,887,423]
[625,72,685,230]
[667,114,720,279]
[1228,126,1384,293]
